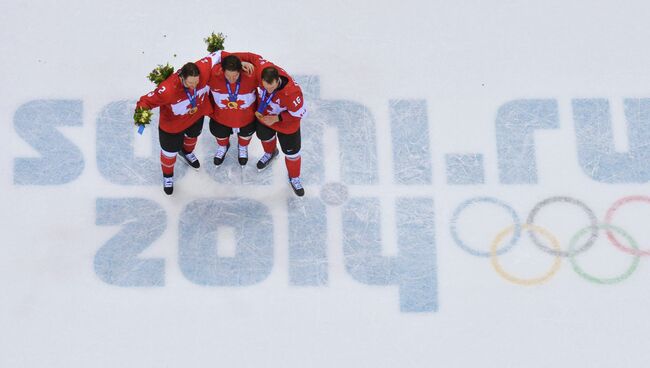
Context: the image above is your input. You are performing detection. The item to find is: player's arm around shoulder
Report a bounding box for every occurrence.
[137,77,175,110]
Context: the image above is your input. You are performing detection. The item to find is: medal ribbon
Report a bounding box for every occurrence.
[184,86,198,111]
[226,77,241,102]
[257,89,276,114]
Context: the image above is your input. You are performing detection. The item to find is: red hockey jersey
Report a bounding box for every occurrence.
[251,58,307,135]
[207,65,259,128]
[136,51,244,134]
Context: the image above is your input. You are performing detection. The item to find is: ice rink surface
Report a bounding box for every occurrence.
[2,1,650,367]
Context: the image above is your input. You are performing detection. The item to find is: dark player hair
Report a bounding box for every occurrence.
[261,67,280,84]
[179,62,200,78]
[221,55,242,72]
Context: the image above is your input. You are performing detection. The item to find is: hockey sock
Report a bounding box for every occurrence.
[182,135,198,154]
[160,149,177,177]
[261,137,277,154]
[238,135,252,147]
[285,153,301,178]
[216,137,230,147]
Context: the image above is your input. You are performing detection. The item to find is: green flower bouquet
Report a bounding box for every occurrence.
[204,32,226,52]
[147,63,175,86]
[133,106,153,127]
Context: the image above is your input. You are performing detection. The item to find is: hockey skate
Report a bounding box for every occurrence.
[163,176,174,195]
[256,148,279,171]
[179,150,200,170]
[289,176,305,197]
[213,144,230,166]
[238,144,248,166]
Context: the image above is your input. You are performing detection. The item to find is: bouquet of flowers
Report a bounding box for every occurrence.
[204,32,226,52]
[133,106,153,127]
[147,63,175,86]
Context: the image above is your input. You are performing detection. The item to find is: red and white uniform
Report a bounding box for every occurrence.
[252,58,307,134]
[207,53,262,128]
[136,51,242,133]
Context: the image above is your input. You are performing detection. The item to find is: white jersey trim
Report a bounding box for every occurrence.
[211,90,257,109]
[288,106,307,118]
[170,85,211,116]
[207,51,223,68]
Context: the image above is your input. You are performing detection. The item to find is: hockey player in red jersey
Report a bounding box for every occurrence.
[252,60,307,196]
[135,51,252,194]
[207,54,260,166]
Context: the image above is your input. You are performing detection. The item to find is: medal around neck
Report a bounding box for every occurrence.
[184,86,198,115]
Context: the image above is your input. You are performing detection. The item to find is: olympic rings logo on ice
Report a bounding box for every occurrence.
[450,195,650,286]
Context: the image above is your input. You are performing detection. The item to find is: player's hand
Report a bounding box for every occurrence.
[260,114,279,126]
[133,107,152,126]
[242,62,254,75]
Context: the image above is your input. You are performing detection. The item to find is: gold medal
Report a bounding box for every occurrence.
[255,111,264,120]
[227,101,239,109]
[188,107,198,115]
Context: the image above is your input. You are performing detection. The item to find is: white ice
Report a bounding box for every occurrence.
[2,1,650,367]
